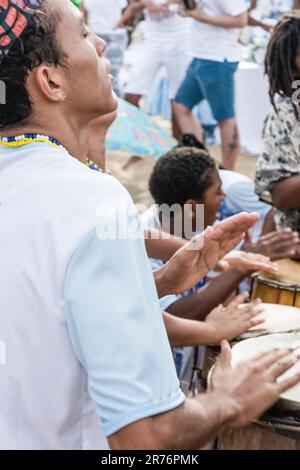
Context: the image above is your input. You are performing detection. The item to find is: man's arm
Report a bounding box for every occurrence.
[271,176,300,210]
[110,391,237,450]
[109,343,300,450]
[243,228,299,261]
[117,1,145,28]
[186,10,248,29]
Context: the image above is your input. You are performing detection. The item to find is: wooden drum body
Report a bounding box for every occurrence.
[251,259,300,307]
[218,411,300,450]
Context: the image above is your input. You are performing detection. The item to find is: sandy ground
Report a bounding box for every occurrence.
[108,146,258,208]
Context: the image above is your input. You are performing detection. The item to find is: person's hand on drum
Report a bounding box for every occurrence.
[217,250,278,274]
[154,212,262,297]
[204,293,265,343]
[210,341,300,428]
[242,228,300,261]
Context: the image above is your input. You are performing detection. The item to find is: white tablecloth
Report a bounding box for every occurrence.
[235,61,271,156]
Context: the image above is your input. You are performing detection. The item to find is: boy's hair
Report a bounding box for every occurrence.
[0,1,67,130]
[149,147,217,207]
[265,10,300,116]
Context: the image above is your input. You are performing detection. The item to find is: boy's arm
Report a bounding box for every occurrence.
[162,293,264,347]
[166,269,248,321]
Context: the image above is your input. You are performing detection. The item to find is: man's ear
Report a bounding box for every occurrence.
[33,66,66,102]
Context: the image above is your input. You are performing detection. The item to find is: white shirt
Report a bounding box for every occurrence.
[188,0,248,62]
[84,0,127,34]
[254,0,293,18]
[145,0,188,41]
[141,206,205,393]
[219,170,271,242]
[0,143,184,449]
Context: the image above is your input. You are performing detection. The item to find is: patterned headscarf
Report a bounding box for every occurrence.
[0,0,43,62]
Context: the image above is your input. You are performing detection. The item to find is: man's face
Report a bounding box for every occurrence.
[52,0,117,121]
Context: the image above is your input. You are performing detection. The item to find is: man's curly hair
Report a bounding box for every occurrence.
[149,147,217,207]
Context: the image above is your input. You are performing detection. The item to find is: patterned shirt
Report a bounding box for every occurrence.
[255,96,300,234]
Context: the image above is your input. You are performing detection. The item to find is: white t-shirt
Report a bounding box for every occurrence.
[219,170,271,242]
[141,206,204,394]
[188,0,248,62]
[254,0,293,18]
[145,0,188,41]
[84,0,127,34]
[0,143,184,449]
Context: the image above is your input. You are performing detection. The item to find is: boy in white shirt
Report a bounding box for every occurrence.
[174,0,248,170]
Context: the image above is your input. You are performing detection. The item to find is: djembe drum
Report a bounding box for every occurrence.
[217,332,300,450]
[202,303,300,388]
[251,259,300,307]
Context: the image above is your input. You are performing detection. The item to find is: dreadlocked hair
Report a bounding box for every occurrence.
[265,10,300,119]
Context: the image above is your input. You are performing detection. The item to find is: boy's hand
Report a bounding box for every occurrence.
[205,293,264,344]
[218,250,278,274]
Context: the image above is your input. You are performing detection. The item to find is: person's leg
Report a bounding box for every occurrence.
[204,60,240,169]
[218,118,240,170]
[173,60,205,142]
[124,40,162,108]
[165,48,192,141]
[172,102,204,142]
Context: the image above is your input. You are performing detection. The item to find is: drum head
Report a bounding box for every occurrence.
[231,333,300,411]
[259,259,300,286]
[240,304,300,339]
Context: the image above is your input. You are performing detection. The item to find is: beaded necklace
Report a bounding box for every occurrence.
[0,134,64,150]
[0,133,110,174]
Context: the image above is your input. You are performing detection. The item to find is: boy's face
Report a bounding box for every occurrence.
[171,169,225,240]
[202,169,225,228]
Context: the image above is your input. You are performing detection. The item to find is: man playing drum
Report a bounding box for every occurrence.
[1,0,300,450]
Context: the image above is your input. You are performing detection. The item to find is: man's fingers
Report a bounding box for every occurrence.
[271,239,300,252]
[249,348,296,371]
[212,212,260,241]
[246,317,266,329]
[228,291,249,309]
[238,298,262,311]
[217,340,232,368]
[241,304,265,319]
[254,261,278,273]
[217,260,230,272]
[277,372,300,394]
[267,353,300,380]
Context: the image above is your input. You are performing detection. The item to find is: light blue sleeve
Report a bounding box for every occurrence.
[64,222,185,437]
